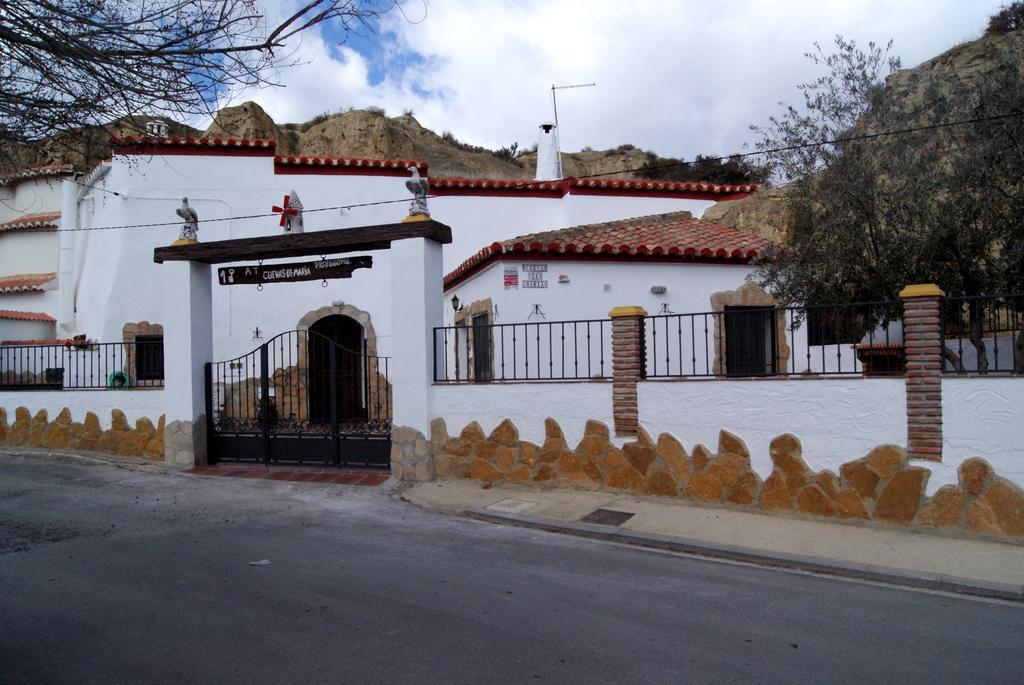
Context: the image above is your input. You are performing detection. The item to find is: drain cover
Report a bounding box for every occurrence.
[580,509,635,526]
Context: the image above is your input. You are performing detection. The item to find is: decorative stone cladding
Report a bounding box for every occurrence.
[609,307,646,437]
[709,281,790,375]
[165,418,205,466]
[390,425,435,481]
[430,416,1024,540]
[0,406,165,459]
[122,321,163,385]
[453,298,493,382]
[900,285,944,461]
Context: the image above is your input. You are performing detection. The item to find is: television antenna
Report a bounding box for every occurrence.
[550,82,596,178]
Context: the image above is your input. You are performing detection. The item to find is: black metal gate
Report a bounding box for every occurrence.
[205,330,391,468]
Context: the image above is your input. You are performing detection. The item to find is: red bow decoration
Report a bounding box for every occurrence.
[271,195,299,227]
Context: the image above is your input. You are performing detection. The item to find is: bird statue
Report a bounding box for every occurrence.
[175,197,199,243]
[405,166,430,218]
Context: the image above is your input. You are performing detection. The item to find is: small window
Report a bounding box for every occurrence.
[135,335,164,382]
[724,306,777,376]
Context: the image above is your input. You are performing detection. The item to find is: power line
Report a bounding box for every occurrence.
[567,110,1024,182]
[9,108,1024,233]
[73,179,121,196]
[23,196,421,233]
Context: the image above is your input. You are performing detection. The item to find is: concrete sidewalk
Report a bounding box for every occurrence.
[404,479,1024,600]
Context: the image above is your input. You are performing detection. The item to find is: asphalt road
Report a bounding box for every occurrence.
[1,455,1022,684]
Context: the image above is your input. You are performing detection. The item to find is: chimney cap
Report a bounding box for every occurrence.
[539,122,556,133]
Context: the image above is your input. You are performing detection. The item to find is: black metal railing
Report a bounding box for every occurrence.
[208,329,391,435]
[0,340,164,389]
[433,319,612,382]
[644,300,904,378]
[943,294,1024,374]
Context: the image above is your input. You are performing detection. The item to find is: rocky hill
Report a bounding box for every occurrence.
[10,99,680,181]
[700,29,1024,242]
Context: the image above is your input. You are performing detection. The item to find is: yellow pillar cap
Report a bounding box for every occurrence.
[608,306,648,317]
[898,284,944,299]
[402,214,430,223]
[171,238,198,246]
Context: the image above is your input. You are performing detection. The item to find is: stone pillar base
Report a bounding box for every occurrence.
[164,417,207,466]
[391,425,436,481]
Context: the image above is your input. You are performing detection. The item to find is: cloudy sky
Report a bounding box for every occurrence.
[218,0,1005,160]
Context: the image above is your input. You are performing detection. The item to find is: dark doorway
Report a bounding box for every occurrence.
[471,313,493,381]
[724,306,777,376]
[308,315,365,421]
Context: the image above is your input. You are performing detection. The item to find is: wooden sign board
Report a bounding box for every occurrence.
[217,256,372,286]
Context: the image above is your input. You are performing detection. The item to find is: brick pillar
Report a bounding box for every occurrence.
[609,306,647,437]
[899,284,944,461]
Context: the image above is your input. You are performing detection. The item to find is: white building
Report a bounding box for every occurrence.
[0,165,75,342]
[439,211,788,382]
[50,135,755,366]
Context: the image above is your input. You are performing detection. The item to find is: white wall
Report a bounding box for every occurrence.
[0,389,165,429]
[431,381,613,447]
[638,377,907,478]
[446,259,755,327]
[0,320,54,344]
[565,194,713,228]
[934,377,1024,492]
[0,291,51,317]
[0,232,58,275]
[0,177,64,224]
[66,151,740,369]
[431,194,714,271]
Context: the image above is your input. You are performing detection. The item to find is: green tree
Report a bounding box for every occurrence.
[751,34,1024,369]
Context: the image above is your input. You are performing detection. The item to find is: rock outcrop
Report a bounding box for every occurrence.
[701,186,796,244]
[205,101,297,153]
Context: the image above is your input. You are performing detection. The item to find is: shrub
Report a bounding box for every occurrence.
[987,2,1024,35]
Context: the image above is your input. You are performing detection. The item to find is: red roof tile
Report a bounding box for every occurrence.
[429,176,758,199]
[569,177,758,195]
[0,309,56,322]
[274,154,428,176]
[1,338,72,346]
[444,211,774,289]
[0,164,75,187]
[0,212,61,232]
[0,273,56,293]
[110,136,278,156]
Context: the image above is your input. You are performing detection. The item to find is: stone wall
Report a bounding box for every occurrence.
[430,416,1024,540]
[0,406,164,459]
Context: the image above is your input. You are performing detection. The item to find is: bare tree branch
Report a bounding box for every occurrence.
[0,0,402,170]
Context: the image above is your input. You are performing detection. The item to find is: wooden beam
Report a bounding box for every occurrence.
[153,219,452,264]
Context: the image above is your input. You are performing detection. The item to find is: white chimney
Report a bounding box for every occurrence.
[145,120,168,137]
[535,122,561,181]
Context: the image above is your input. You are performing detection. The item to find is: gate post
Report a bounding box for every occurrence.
[161,260,213,466]
[389,235,442,481]
[609,306,647,437]
[900,283,945,461]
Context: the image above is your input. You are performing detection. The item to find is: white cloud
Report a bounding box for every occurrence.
[214,0,1002,161]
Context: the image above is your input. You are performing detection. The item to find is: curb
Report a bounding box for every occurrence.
[469,509,1024,603]
[0,449,173,474]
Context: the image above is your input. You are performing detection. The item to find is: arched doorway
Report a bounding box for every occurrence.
[308,314,366,422]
